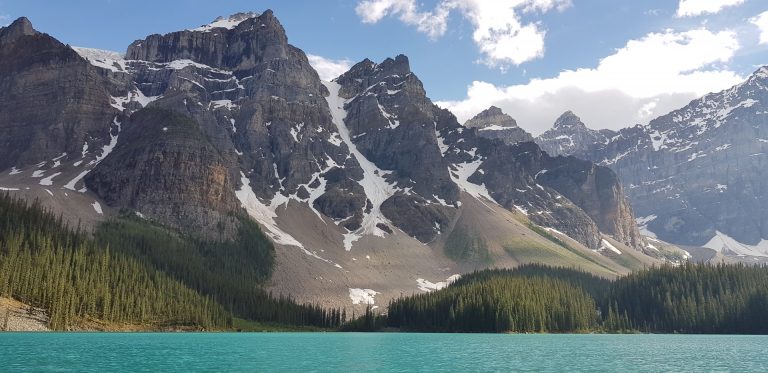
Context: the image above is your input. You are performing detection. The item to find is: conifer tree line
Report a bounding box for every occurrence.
[386,267,599,332]
[606,262,768,333]
[375,263,768,334]
[93,214,344,329]
[0,194,230,329]
[0,194,344,330]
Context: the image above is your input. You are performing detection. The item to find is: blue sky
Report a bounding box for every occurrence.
[1,0,767,133]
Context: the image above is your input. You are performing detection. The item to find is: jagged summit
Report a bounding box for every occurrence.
[553,110,586,129]
[340,54,411,81]
[463,106,533,145]
[465,106,518,129]
[126,10,293,72]
[189,11,262,32]
[535,111,608,158]
[0,17,38,45]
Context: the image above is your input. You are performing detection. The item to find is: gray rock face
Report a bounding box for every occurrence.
[85,108,241,239]
[464,106,534,145]
[536,111,612,158]
[538,67,768,255]
[436,118,640,250]
[0,17,116,171]
[333,55,460,242]
[82,10,368,238]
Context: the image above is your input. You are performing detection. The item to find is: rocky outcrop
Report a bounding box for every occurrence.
[464,106,534,145]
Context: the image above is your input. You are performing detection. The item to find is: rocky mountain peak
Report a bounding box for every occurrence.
[464,106,518,129]
[189,12,262,32]
[0,17,38,45]
[553,110,585,129]
[536,111,608,158]
[378,54,411,75]
[748,65,768,81]
[126,10,291,72]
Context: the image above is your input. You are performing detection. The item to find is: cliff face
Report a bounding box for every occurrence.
[0,17,117,171]
[87,11,367,238]
[85,108,241,238]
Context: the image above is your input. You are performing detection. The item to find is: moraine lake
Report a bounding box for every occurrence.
[1,333,766,372]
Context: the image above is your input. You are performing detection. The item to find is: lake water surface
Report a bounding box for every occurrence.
[1,333,766,372]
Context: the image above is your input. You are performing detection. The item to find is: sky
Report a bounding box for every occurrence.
[1,0,767,135]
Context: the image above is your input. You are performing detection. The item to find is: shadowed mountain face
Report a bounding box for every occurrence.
[0,17,117,172]
[0,11,656,309]
[534,69,768,256]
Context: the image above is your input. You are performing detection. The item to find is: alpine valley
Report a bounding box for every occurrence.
[1,9,762,330]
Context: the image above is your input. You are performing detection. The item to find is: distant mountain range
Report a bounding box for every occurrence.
[523,67,768,259]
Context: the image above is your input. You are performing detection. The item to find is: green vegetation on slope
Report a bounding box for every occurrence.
[350,263,768,334]
[0,194,345,330]
[606,262,768,334]
[94,213,343,328]
[443,227,490,264]
[387,265,600,333]
[0,194,231,330]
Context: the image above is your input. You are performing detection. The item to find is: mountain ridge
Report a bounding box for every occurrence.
[0,12,662,309]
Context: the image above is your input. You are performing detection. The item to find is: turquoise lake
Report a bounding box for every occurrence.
[1,333,766,372]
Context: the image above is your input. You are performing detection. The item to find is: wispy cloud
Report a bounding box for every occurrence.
[437,27,742,134]
[675,0,745,18]
[355,0,571,68]
[751,10,768,45]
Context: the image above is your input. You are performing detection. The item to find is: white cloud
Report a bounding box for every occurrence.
[307,54,353,81]
[355,0,451,39]
[437,28,743,134]
[676,0,745,18]
[752,10,768,45]
[355,0,571,67]
[0,14,9,27]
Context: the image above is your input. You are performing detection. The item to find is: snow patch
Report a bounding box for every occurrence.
[235,172,343,268]
[704,231,768,257]
[416,274,461,292]
[600,239,622,255]
[73,47,126,72]
[91,201,103,215]
[39,172,62,186]
[324,81,396,250]
[716,184,728,192]
[449,159,494,205]
[348,288,378,305]
[190,12,259,32]
[636,214,658,238]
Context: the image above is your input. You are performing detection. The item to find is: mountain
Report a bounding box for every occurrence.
[0,12,661,311]
[534,68,768,258]
[463,106,534,145]
[536,111,614,158]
